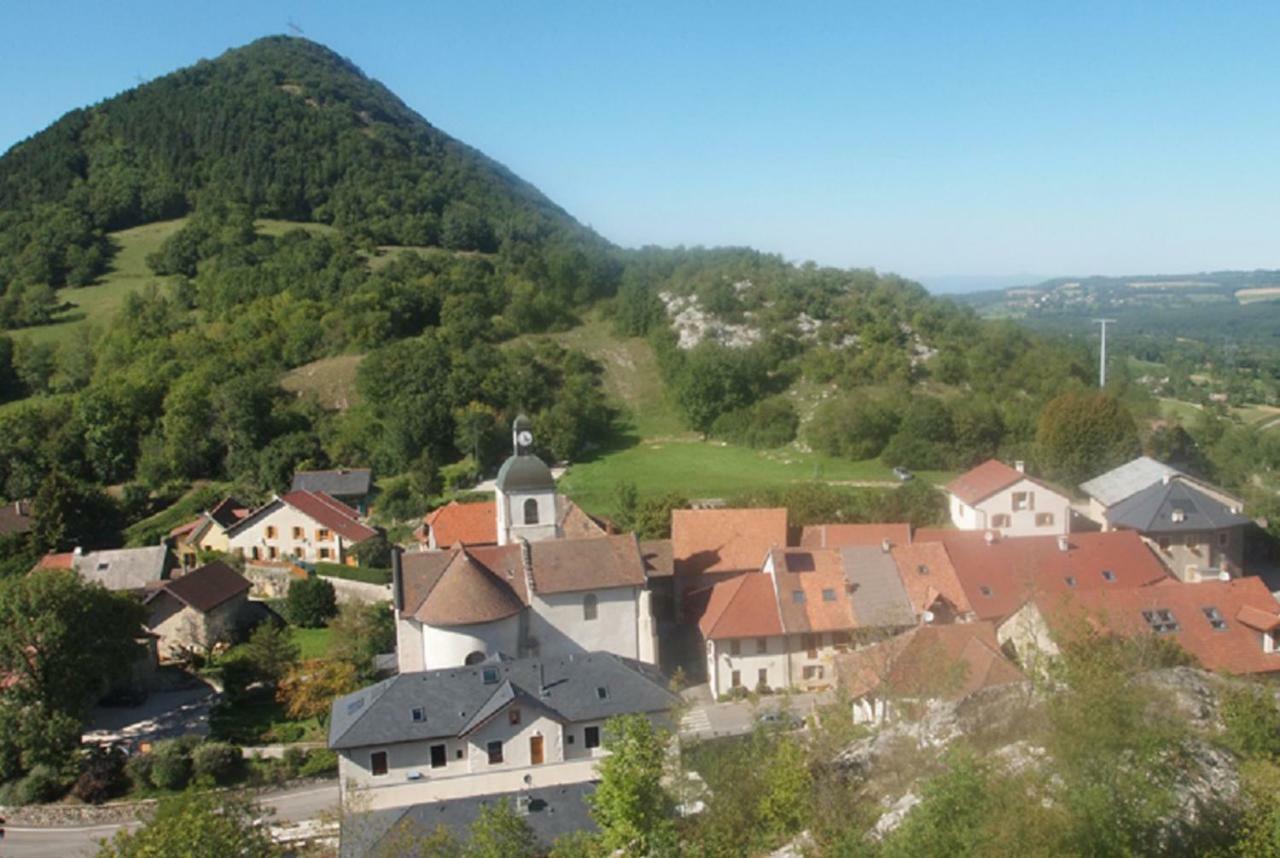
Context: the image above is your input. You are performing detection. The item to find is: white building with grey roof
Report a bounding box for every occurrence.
[328,652,678,810]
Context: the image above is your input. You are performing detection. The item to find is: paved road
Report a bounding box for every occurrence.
[2,782,340,857]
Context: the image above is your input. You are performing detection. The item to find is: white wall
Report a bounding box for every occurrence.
[953,479,1071,537]
[529,587,648,662]
[496,488,558,545]
[708,636,791,697]
[996,602,1058,677]
[419,614,522,670]
[229,502,353,564]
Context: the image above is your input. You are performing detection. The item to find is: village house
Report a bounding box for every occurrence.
[225,490,378,565]
[143,560,252,659]
[888,541,974,623]
[946,459,1072,537]
[914,529,1172,623]
[170,496,250,569]
[328,653,679,810]
[671,506,788,609]
[689,545,916,697]
[291,467,374,515]
[835,621,1025,724]
[1079,455,1243,526]
[998,576,1280,678]
[34,544,172,593]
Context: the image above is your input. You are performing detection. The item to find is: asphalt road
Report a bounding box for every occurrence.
[2,782,340,857]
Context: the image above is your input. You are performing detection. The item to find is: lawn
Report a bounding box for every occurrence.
[559,437,951,518]
[290,626,333,659]
[280,353,366,410]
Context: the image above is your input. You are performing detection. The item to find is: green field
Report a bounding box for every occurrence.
[280,353,366,410]
[290,626,333,659]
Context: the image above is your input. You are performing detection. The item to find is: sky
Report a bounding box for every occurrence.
[3,2,1280,291]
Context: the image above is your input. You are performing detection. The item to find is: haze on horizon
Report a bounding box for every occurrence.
[4,1,1279,291]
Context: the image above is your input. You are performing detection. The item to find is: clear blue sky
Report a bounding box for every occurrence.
[3,2,1280,289]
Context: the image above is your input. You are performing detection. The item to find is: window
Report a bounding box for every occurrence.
[822,588,837,602]
[509,708,521,726]
[802,665,824,681]
[756,637,768,654]
[786,552,815,572]
[585,726,601,749]
[292,526,304,540]
[802,633,819,658]
[991,514,1011,528]
[1141,609,1179,633]
[832,631,851,650]
[487,741,504,765]
[251,547,260,560]
[729,639,741,656]
[523,498,539,525]
[758,668,769,687]
[456,748,464,759]
[411,707,425,723]
[1202,606,1228,631]
[319,547,331,560]
[1101,570,1116,582]
[1158,536,1171,551]
[482,666,499,683]
[567,734,575,745]
[370,751,388,776]
[979,585,993,597]
[268,546,278,560]
[1218,531,1230,547]
[792,590,805,604]
[731,670,742,688]
[430,744,446,768]
[596,686,609,700]
[96,562,110,572]
[1035,513,1055,527]
[317,528,331,542]
[583,593,598,621]
[265,525,276,539]
[1064,576,1077,588]
[917,564,929,576]
[1012,491,1033,511]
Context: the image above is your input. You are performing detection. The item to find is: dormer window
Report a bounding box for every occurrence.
[1101,570,1116,582]
[1141,609,1179,633]
[523,498,539,525]
[1202,606,1227,631]
[596,687,609,700]
[411,707,426,723]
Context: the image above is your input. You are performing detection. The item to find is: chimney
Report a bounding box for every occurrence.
[983,531,996,546]
[881,537,892,553]
[1014,460,1025,474]
[1057,535,1069,552]
[1162,473,1171,485]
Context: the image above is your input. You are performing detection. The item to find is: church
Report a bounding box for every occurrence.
[392,417,659,672]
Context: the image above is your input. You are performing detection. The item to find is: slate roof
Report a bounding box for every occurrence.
[423,500,498,548]
[672,507,788,577]
[495,454,555,493]
[144,561,250,613]
[1031,577,1280,676]
[339,782,597,858]
[207,496,250,528]
[915,529,1171,622]
[799,523,912,549]
[836,621,1026,700]
[1080,456,1182,508]
[839,546,918,628]
[328,652,678,750]
[890,542,973,618]
[291,468,372,498]
[70,545,171,592]
[1105,477,1250,534]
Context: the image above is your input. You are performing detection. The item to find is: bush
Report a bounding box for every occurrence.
[1222,685,1280,760]
[272,723,307,744]
[18,764,67,804]
[73,745,128,804]
[191,741,243,785]
[219,652,262,701]
[125,753,154,790]
[287,576,338,628]
[281,746,307,778]
[298,748,338,778]
[710,397,799,449]
[149,740,193,791]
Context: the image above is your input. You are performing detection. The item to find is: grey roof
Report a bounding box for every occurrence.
[1080,456,1182,507]
[74,545,170,592]
[340,782,596,858]
[494,454,555,493]
[839,546,917,627]
[1105,478,1251,535]
[329,652,678,750]
[291,468,372,497]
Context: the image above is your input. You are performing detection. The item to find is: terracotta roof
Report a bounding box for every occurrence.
[640,539,673,578]
[423,500,498,548]
[836,621,1025,700]
[169,517,203,539]
[557,497,613,539]
[1032,577,1280,675]
[144,561,250,614]
[689,574,784,639]
[672,508,788,577]
[35,552,75,570]
[281,491,376,543]
[947,459,1047,505]
[917,529,1171,622]
[769,548,859,633]
[799,523,911,549]
[890,542,973,618]
[529,534,647,594]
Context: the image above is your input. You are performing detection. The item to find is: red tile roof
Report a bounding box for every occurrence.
[34,552,75,570]
[280,490,376,543]
[690,574,784,640]
[890,542,973,618]
[672,508,788,577]
[799,523,912,549]
[1032,577,1280,676]
[946,459,1031,505]
[769,548,858,634]
[836,621,1025,700]
[423,500,498,548]
[917,529,1171,622]
[169,517,203,539]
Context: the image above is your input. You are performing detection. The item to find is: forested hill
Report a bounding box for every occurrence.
[0,36,597,300]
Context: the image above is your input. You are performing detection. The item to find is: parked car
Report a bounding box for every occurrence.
[892,466,913,482]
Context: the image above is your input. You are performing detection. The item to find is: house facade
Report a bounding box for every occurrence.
[171,497,249,568]
[328,653,678,810]
[144,561,252,659]
[946,459,1071,537]
[226,490,377,565]
[1079,456,1243,529]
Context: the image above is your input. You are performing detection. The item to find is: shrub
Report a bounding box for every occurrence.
[1222,685,1280,760]
[18,764,67,804]
[149,740,193,791]
[298,748,338,778]
[271,723,308,744]
[124,753,154,790]
[191,741,243,785]
[73,745,128,804]
[219,652,261,701]
[287,576,338,628]
[281,746,307,778]
[710,397,799,449]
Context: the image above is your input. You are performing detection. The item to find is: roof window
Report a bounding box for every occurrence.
[1202,606,1228,631]
[411,707,426,722]
[786,552,816,573]
[792,590,805,604]
[596,686,609,700]
[1101,570,1116,582]
[482,667,499,685]
[346,697,365,716]
[1064,576,1077,588]
[1141,609,1179,633]
[917,564,929,575]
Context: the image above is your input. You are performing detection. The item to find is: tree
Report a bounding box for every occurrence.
[0,570,146,778]
[31,469,122,552]
[286,576,338,628]
[327,601,396,680]
[464,798,539,858]
[240,622,300,687]
[587,714,677,857]
[95,791,280,857]
[277,659,358,726]
[1035,390,1140,485]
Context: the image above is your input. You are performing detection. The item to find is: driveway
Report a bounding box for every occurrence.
[82,681,219,748]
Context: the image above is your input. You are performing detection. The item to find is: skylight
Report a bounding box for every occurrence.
[1202,606,1227,631]
[596,687,609,700]
[917,564,929,575]
[1101,570,1116,582]
[411,707,426,722]
[979,585,993,597]
[482,667,499,684]
[1141,609,1179,633]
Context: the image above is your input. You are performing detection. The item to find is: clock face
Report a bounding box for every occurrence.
[517,430,534,448]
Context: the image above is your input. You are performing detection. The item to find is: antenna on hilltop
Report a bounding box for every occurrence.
[287,18,304,36]
[1093,318,1116,389]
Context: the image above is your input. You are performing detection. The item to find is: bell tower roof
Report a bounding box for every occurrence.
[495,454,555,493]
